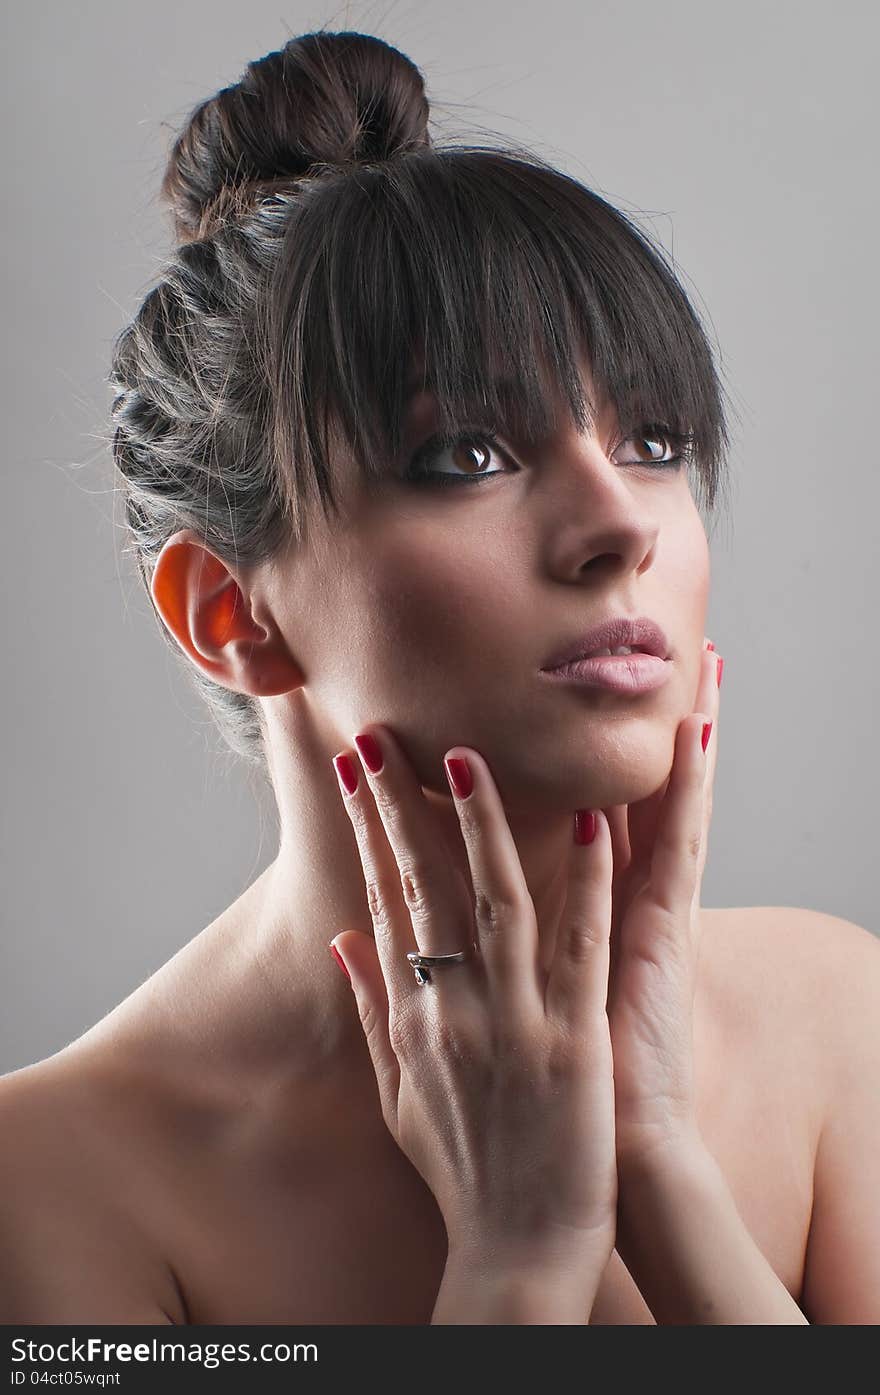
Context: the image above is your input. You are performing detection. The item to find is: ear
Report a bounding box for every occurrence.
[150,529,303,698]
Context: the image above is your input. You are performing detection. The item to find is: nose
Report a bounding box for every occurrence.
[540,431,661,582]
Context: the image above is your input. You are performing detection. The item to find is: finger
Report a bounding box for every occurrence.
[332,746,421,1011]
[351,725,479,967]
[442,745,544,1021]
[330,929,401,1135]
[545,809,614,1037]
[696,639,721,729]
[645,711,713,923]
[647,640,720,906]
[603,804,632,872]
[696,643,722,884]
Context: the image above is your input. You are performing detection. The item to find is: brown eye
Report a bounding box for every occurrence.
[633,433,668,462]
[447,439,495,476]
[614,427,689,469]
[405,430,511,487]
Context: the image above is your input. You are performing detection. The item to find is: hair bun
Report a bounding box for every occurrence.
[161,30,431,243]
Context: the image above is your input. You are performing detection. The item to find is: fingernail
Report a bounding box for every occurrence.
[333,752,359,796]
[329,941,351,981]
[706,641,715,652]
[354,731,383,774]
[574,810,597,845]
[444,755,473,799]
[716,656,724,688]
[701,721,713,753]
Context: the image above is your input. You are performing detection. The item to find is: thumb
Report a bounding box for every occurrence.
[329,931,400,1133]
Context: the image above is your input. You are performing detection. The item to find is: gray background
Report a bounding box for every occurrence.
[2,1,877,1073]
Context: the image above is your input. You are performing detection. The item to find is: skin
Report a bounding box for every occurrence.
[4,356,879,1323]
[149,357,711,1092]
[326,644,719,1270]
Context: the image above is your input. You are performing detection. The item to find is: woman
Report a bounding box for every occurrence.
[2,28,877,1325]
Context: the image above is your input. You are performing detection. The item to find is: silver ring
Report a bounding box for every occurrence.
[406,945,476,987]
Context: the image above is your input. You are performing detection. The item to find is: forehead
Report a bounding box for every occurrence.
[402,340,614,423]
[402,355,619,443]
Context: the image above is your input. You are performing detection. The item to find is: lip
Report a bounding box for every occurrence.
[539,653,671,694]
[540,615,671,669]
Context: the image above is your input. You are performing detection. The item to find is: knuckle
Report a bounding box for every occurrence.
[346,797,373,839]
[494,1016,540,1071]
[685,829,702,862]
[370,781,398,818]
[473,887,524,941]
[387,1001,421,1061]
[546,1031,582,1079]
[357,989,384,1043]
[364,875,396,932]
[397,858,437,918]
[372,790,411,848]
[546,1022,603,1081]
[428,1012,480,1067]
[561,918,603,965]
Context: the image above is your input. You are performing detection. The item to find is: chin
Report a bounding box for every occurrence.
[527,730,678,817]
[586,735,678,809]
[416,707,680,816]
[588,768,671,811]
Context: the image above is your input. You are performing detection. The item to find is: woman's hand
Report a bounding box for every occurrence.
[329,726,618,1273]
[603,639,722,1175]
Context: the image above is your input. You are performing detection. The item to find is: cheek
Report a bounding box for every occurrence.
[662,513,710,628]
[294,528,477,718]
[303,499,712,792]
[320,528,517,755]
[353,527,509,657]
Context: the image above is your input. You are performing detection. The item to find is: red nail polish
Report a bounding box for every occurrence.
[444,756,473,799]
[706,642,715,652]
[574,810,597,845]
[701,721,713,753]
[330,943,351,980]
[354,732,383,774]
[333,752,359,796]
[716,656,724,688]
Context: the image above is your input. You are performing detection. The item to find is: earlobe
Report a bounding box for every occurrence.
[149,530,304,698]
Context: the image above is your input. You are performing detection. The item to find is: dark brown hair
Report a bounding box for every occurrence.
[109,28,733,773]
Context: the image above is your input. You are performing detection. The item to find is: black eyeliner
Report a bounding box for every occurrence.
[403,424,692,487]
[405,427,506,486]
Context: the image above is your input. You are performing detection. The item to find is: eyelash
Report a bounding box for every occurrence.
[404,425,692,488]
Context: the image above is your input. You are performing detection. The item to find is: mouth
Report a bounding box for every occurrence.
[540,616,671,670]
[538,651,671,695]
[570,645,653,658]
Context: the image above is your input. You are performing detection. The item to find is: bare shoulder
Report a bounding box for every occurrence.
[716,905,880,1325]
[701,902,879,1017]
[0,1050,183,1323]
[699,904,879,1119]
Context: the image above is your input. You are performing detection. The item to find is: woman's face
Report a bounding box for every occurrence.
[264,363,710,817]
